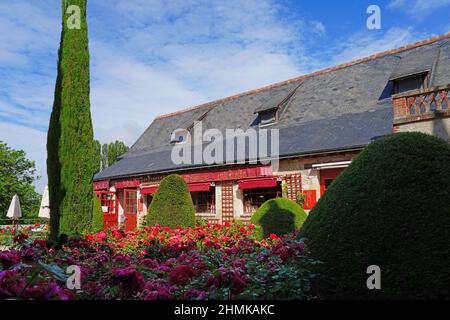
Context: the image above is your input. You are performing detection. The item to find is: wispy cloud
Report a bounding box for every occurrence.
[387,0,450,18]
[325,27,428,66]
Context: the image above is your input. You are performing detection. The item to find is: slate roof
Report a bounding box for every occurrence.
[95,34,450,181]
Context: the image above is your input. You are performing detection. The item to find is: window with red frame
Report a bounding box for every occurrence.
[243,186,281,214]
[125,190,137,214]
[191,189,215,214]
[96,192,117,214]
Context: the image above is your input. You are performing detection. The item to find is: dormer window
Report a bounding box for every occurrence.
[170,129,190,144]
[255,107,278,126]
[393,73,429,94]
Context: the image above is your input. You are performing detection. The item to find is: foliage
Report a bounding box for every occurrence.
[47,0,96,239]
[0,141,41,223]
[146,175,196,228]
[93,140,101,174]
[0,224,47,249]
[250,198,307,239]
[94,140,129,171]
[295,192,306,208]
[300,132,450,299]
[0,222,317,300]
[90,193,103,233]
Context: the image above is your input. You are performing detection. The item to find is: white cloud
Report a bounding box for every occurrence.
[387,0,450,18]
[0,121,47,192]
[325,27,429,66]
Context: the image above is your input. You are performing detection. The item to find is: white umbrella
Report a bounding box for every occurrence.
[38,185,50,219]
[7,194,22,220]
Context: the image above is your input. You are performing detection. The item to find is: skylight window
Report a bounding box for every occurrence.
[170,129,190,144]
[393,73,429,94]
[258,109,278,126]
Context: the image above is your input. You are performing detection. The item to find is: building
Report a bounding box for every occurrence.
[94,34,450,231]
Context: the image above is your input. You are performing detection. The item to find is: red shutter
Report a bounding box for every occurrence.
[303,190,317,210]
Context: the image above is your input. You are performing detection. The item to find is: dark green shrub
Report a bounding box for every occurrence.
[91,193,103,233]
[250,197,307,238]
[146,174,196,228]
[300,132,450,299]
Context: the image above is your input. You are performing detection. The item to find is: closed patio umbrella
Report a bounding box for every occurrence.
[38,185,50,219]
[7,194,22,221]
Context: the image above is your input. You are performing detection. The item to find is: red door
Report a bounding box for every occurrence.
[320,168,345,196]
[96,192,118,230]
[124,189,138,232]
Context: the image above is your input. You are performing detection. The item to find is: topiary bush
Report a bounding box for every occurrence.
[146,174,196,228]
[299,132,450,299]
[250,197,307,239]
[91,193,103,233]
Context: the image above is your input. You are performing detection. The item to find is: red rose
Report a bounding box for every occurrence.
[168,265,197,286]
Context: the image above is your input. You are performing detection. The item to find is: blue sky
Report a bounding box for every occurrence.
[1,0,449,192]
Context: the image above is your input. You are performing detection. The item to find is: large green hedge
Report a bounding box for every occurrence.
[146,174,196,228]
[90,193,103,233]
[299,132,450,299]
[250,197,307,238]
[47,0,96,239]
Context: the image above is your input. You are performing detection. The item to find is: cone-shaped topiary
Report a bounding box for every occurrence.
[91,193,103,233]
[251,197,307,238]
[146,174,196,228]
[47,0,96,239]
[299,132,450,299]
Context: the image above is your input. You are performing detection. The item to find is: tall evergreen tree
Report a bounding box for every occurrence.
[47,0,95,240]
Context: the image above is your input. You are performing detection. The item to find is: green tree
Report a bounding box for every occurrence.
[94,140,129,171]
[107,140,128,166]
[0,141,41,222]
[101,142,108,169]
[93,140,101,173]
[47,0,96,240]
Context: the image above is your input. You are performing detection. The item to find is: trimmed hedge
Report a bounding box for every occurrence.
[91,193,103,233]
[146,174,196,228]
[299,132,450,299]
[250,197,307,238]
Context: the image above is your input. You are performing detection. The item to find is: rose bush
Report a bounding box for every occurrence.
[0,221,318,300]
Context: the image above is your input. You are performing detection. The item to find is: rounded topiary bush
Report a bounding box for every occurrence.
[250,197,307,238]
[91,193,103,233]
[299,132,450,299]
[146,174,196,228]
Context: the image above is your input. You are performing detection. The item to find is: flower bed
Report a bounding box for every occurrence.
[0,221,317,300]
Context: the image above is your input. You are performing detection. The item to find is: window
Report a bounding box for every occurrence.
[393,73,428,94]
[96,192,116,214]
[191,189,215,214]
[170,129,190,144]
[258,109,278,126]
[243,186,281,214]
[124,190,137,214]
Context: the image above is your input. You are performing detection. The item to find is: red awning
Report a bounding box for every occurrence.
[140,185,159,195]
[188,183,212,192]
[114,179,140,189]
[238,177,278,190]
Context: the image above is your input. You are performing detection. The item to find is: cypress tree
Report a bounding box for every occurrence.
[47,0,95,240]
